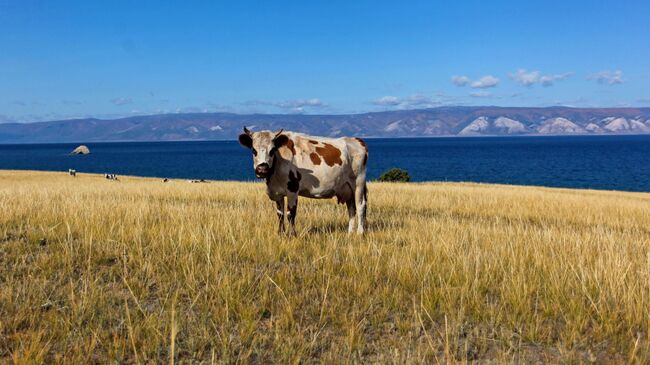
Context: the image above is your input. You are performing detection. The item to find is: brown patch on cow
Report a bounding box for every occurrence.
[309,152,321,165]
[309,140,319,144]
[315,143,343,166]
[285,138,296,155]
[287,170,301,193]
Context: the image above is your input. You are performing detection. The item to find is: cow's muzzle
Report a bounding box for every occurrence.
[255,163,270,178]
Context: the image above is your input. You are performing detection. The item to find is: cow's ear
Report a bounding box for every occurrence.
[273,134,289,149]
[238,133,253,149]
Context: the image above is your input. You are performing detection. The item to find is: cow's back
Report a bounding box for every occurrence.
[276,133,366,199]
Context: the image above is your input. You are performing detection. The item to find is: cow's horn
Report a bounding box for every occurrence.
[243,126,252,135]
[274,129,284,138]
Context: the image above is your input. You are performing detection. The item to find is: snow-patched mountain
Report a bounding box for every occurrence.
[602,117,650,133]
[459,116,527,135]
[383,118,453,135]
[585,123,604,133]
[604,118,629,132]
[630,120,650,132]
[493,117,527,134]
[537,118,585,134]
[459,117,489,135]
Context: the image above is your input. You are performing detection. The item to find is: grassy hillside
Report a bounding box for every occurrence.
[1,170,649,363]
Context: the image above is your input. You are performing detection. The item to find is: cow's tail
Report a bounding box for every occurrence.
[363,182,368,202]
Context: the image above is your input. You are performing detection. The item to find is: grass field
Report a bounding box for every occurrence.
[1,170,649,364]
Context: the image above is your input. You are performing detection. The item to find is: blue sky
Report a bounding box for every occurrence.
[1,0,649,122]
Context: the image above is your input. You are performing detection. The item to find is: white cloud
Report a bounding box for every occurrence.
[540,73,572,86]
[510,69,572,87]
[372,96,401,106]
[174,106,204,113]
[470,75,500,89]
[588,70,624,85]
[469,91,494,98]
[510,69,540,87]
[110,97,133,105]
[451,75,470,87]
[372,94,450,109]
[274,98,325,109]
[243,98,326,111]
[450,75,499,88]
[403,94,438,107]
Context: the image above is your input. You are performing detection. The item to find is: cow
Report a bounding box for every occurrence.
[105,174,119,181]
[68,169,76,177]
[238,127,368,235]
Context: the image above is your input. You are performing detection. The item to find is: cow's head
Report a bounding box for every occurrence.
[238,127,289,179]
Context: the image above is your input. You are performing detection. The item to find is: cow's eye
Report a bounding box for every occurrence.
[252,148,257,156]
[269,147,277,155]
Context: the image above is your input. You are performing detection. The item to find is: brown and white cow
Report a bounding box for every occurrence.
[238,127,368,235]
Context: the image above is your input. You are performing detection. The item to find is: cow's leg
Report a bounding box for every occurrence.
[287,193,298,237]
[354,178,367,234]
[275,198,285,234]
[346,200,356,233]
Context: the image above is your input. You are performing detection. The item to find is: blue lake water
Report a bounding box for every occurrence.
[1,135,649,192]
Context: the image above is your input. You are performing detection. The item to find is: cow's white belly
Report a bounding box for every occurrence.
[299,189,335,199]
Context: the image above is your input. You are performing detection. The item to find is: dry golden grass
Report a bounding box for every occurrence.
[1,170,649,364]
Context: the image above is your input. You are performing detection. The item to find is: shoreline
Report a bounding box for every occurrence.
[2,169,649,197]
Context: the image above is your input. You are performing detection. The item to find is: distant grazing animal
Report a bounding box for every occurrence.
[239,127,368,235]
[105,174,118,181]
[163,178,169,183]
[68,169,76,177]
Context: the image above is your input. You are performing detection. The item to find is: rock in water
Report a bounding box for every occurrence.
[71,145,90,155]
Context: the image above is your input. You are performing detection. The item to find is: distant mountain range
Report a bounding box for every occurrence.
[1,106,650,143]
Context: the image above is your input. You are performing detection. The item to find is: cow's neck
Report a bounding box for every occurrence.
[265,154,280,185]
[265,162,275,184]
[265,154,289,187]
